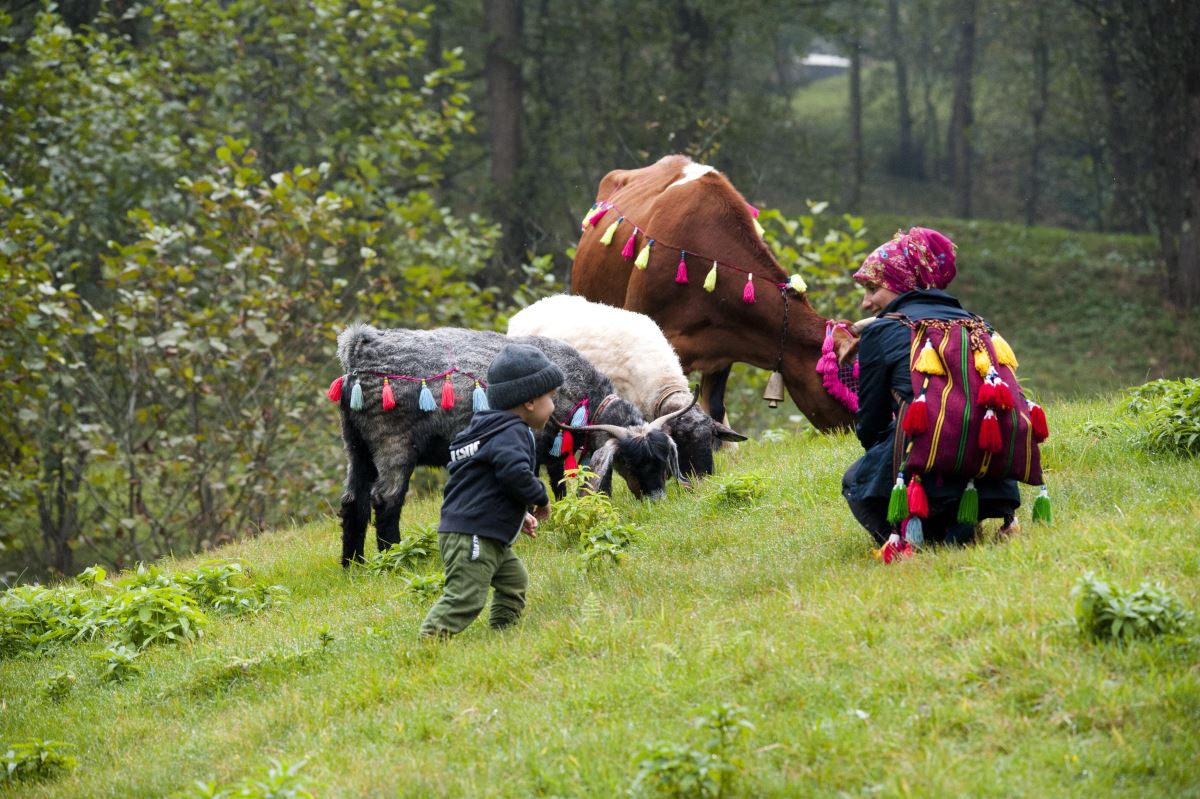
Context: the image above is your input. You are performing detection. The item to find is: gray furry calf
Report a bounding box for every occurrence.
[334,324,692,566]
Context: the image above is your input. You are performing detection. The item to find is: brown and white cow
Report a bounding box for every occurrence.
[571,155,854,431]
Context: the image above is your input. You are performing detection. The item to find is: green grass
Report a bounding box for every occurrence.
[3,396,1199,797]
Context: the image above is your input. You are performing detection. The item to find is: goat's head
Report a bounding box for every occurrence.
[656,403,746,478]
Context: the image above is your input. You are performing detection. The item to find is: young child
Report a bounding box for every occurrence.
[419,343,562,638]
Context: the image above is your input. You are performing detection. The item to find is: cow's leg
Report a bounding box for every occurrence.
[369,436,417,553]
[700,365,733,430]
[339,415,378,568]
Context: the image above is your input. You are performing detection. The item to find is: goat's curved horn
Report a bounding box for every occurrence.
[648,386,699,430]
[554,420,632,441]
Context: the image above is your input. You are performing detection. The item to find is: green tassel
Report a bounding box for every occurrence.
[634,240,652,269]
[887,476,909,525]
[957,479,979,524]
[600,217,621,245]
[1032,486,1052,524]
[703,261,718,292]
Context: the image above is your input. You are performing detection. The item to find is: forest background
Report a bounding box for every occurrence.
[2,0,1197,579]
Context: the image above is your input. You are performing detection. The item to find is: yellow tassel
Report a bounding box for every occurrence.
[703,261,718,292]
[991,332,1019,369]
[914,340,945,376]
[788,274,807,293]
[753,217,765,238]
[600,218,620,245]
[634,242,651,269]
[580,206,594,228]
[974,348,992,379]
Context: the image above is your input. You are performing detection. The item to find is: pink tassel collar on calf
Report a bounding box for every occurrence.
[816,321,859,413]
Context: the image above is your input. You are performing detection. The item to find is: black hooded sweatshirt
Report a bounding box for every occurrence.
[438,410,550,545]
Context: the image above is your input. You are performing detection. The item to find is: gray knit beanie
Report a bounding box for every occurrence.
[486,343,565,410]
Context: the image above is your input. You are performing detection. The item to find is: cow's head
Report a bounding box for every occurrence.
[559,397,698,501]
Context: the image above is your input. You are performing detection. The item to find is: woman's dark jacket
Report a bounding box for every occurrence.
[847,289,1020,515]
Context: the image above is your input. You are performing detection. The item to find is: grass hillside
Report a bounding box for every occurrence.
[3,396,1199,797]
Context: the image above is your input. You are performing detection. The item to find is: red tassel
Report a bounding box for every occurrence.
[977,377,996,408]
[563,429,578,474]
[381,378,395,411]
[742,273,756,303]
[907,476,929,518]
[621,231,637,260]
[1029,402,1049,442]
[587,206,608,228]
[992,378,1014,411]
[902,395,928,435]
[327,375,344,402]
[881,538,914,564]
[979,410,1003,453]
[440,377,455,409]
[675,254,688,284]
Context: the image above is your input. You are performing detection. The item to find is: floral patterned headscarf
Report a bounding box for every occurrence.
[853,227,957,294]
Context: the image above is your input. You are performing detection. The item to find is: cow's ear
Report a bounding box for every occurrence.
[713,421,748,443]
[586,440,620,494]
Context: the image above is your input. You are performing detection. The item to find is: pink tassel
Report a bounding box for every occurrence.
[587,206,608,228]
[621,231,638,260]
[675,254,689,284]
[746,202,759,218]
[440,377,456,409]
[817,328,858,413]
[742,273,756,303]
[381,378,395,411]
[327,375,344,403]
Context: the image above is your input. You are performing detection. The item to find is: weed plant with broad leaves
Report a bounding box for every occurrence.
[1073,572,1193,642]
[1,739,78,786]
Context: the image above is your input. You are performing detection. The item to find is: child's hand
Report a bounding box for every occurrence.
[521,512,539,538]
[532,503,550,521]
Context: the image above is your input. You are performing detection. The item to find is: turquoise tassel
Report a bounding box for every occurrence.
[886,475,909,525]
[570,404,589,427]
[1032,485,1052,524]
[472,382,489,412]
[957,479,979,524]
[418,380,436,412]
[349,379,364,411]
[905,516,924,548]
[550,430,564,457]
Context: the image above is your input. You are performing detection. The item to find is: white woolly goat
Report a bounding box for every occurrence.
[508,295,744,477]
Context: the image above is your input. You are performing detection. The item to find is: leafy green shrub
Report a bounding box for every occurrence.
[105,584,207,648]
[579,522,642,572]
[1127,378,1200,455]
[93,643,143,683]
[0,584,110,657]
[174,561,288,616]
[545,469,617,546]
[631,703,754,798]
[189,645,325,696]
[707,472,769,509]
[37,670,76,702]
[1073,572,1193,642]
[179,758,314,799]
[399,572,445,601]
[366,525,439,574]
[1,739,78,785]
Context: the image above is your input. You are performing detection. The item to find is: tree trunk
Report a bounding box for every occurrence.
[1096,18,1143,231]
[1025,6,1049,226]
[1175,18,1200,308]
[947,0,976,218]
[887,0,919,177]
[484,0,524,276]
[846,32,864,211]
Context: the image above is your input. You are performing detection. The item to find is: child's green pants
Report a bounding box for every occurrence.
[420,532,528,637]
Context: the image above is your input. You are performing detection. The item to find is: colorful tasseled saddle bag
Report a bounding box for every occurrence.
[884,313,1051,545]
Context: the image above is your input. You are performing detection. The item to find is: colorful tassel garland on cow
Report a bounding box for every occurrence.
[905,516,925,548]
[704,261,718,292]
[914,340,945,376]
[1029,402,1048,442]
[974,348,992,379]
[440,376,455,409]
[887,475,909,525]
[418,379,436,412]
[1032,485,1052,524]
[979,409,1003,452]
[902,393,929,435]
[906,475,929,518]
[957,479,979,524]
[327,375,345,403]
[676,252,688,284]
[991,332,1019,369]
[587,205,608,228]
[788,274,807,293]
[580,204,597,230]
[381,377,396,411]
[600,217,621,245]
[621,230,638,260]
[753,217,765,238]
[349,379,364,411]
[472,381,489,412]
[742,273,756,304]
[635,240,652,269]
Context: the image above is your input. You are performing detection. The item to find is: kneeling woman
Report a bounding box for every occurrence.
[842,227,1019,546]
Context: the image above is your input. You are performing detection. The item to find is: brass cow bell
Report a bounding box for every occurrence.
[763,371,785,408]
